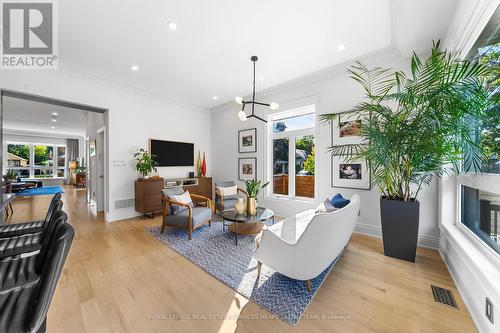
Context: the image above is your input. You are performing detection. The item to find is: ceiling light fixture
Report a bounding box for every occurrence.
[235,56,278,123]
[51,118,57,122]
[50,126,55,129]
[338,44,346,51]
[212,96,218,100]
[51,112,58,116]
[130,64,139,71]
[167,21,177,30]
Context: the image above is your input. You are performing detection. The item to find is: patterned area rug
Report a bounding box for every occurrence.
[148,220,341,325]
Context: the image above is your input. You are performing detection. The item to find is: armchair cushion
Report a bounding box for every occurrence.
[216,185,238,197]
[169,191,194,215]
[164,207,212,228]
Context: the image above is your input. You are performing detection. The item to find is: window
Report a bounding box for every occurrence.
[270,105,315,199]
[461,185,500,255]
[7,144,30,179]
[4,142,66,179]
[458,20,500,256]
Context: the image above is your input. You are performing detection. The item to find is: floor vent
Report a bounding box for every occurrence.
[431,285,458,309]
[114,198,134,209]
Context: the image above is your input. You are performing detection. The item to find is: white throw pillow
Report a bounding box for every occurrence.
[170,191,194,215]
[217,185,238,197]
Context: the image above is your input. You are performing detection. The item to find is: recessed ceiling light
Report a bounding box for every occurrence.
[338,44,346,51]
[51,126,55,129]
[51,118,57,122]
[259,77,264,82]
[167,21,177,30]
[212,96,218,100]
[51,112,58,116]
[130,64,139,71]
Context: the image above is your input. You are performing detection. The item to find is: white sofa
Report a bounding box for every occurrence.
[253,194,360,291]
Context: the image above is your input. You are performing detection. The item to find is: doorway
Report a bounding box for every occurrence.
[1,89,109,220]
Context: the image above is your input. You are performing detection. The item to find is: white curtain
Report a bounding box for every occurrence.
[64,139,79,185]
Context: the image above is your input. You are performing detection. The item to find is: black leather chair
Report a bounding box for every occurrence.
[0,203,64,260]
[0,193,62,238]
[0,212,74,333]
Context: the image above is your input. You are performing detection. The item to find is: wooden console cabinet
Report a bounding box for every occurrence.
[187,177,212,201]
[135,177,212,218]
[135,178,164,218]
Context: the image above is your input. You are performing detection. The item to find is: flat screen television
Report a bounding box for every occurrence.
[149,139,194,167]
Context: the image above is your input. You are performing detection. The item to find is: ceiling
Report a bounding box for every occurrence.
[57,0,460,109]
[3,97,88,138]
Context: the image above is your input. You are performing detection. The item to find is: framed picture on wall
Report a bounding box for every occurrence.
[238,157,257,181]
[238,128,257,153]
[331,111,366,145]
[89,140,97,157]
[331,155,371,190]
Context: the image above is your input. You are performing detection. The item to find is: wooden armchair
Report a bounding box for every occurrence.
[161,188,214,240]
[214,181,248,213]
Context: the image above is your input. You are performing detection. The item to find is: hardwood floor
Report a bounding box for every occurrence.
[6,186,477,332]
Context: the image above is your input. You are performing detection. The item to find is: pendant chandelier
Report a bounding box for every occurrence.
[235,56,279,122]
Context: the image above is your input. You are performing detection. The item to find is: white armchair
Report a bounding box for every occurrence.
[253,195,360,291]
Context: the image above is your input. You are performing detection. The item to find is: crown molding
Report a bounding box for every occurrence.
[3,128,85,140]
[443,0,500,57]
[210,46,401,113]
[57,64,208,113]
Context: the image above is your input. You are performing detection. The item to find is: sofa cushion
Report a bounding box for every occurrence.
[315,198,338,214]
[164,207,212,228]
[331,193,350,208]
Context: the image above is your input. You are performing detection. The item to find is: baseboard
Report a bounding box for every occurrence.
[439,249,489,333]
[354,222,440,249]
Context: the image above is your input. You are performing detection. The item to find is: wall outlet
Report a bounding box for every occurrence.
[113,161,127,167]
[486,297,494,324]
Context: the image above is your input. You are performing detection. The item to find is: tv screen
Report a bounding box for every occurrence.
[150,139,194,167]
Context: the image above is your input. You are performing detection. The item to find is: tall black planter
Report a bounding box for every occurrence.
[380,198,420,262]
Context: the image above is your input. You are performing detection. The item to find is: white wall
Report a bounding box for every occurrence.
[0,69,211,222]
[211,49,439,248]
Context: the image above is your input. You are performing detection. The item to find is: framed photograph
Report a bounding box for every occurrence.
[238,157,257,181]
[331,156,371,190]
[89,140,97,157]
[331,111,366,145]
[238,128,257,153]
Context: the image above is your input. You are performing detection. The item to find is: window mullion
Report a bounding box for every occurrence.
[289,135,296,198]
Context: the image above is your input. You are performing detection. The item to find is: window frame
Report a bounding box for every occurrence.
[266,103,317,202]
[4,141,67,180]
[456,173,500,260]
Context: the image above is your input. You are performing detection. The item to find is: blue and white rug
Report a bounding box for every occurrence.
[148,220,341,325]
[17,186,64,196]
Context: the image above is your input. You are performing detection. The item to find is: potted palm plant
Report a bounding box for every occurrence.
[133,148,158,180]
[320,41,495,262]
[244,179,269,215]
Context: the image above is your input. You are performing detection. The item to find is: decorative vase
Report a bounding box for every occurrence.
[380,197,420,262]
[235,197,245,214]
[196,151,202,176]
[247,197,257,215]
[202,153,207,176]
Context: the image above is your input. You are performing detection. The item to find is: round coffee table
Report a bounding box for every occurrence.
[221,207,274,245]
